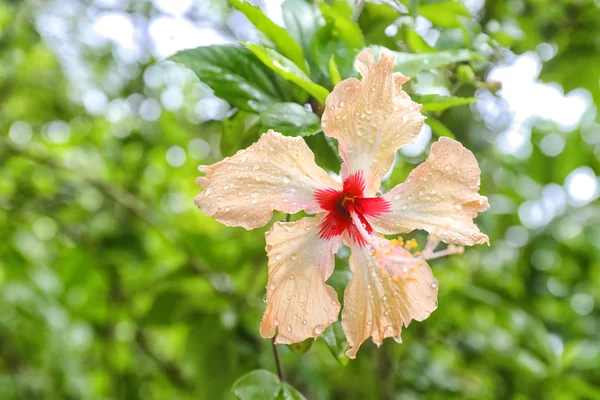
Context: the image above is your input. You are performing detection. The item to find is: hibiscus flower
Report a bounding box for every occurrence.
[195,49,489,358]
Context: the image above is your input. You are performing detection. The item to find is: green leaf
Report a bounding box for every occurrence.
[221,111,262,157]
[312,23,358,87]
[406,28,437,53]
[170,45,286,112]
[321,321,350,366]
[425,118,455,139]
[287,338,314,356]
[419,1,471,28]
[231,370,307,400]
[304,133,342,173]
[318,2,365,50]
[414,94,476,112]
[358,2,400,48]
[283,0,320,60]
[259,102,321,137]
[231,0,307,72]
[371,45,472,77]
[328,55,342,86]
[243,42,330,104]
[279,384,307,400]
[231,370,282,400]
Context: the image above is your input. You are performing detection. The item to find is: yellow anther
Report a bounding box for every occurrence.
[404,238,418,250]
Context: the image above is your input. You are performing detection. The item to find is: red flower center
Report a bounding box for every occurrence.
[315,172,391,246]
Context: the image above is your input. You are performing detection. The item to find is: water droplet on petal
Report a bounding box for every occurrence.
[313,325,325,335]
[204,187,214,196]
[286,324,293,333]
[431,281,439,289]
[253,162,260,170]
[454,203,463,211]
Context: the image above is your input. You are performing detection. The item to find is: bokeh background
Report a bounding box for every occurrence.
[1,0,600,399]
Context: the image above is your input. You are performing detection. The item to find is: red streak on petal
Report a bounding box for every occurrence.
[314,187,341,212]
[343,171,366,197]
[355,196,391,217]
[314,171,391,246]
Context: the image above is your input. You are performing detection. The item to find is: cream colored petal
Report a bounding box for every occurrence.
[342,236,438,359]
[195,130,341,230]
[321,48,424,196]
[260,215,341,344]
[369,137,490,246]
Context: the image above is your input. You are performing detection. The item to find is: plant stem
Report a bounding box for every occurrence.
[272,337,286,382]
[271,213,291,382]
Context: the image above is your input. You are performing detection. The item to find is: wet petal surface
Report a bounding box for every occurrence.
[260,215,342,344]
[369,137,490,246]
[321,49,424,196]
[342,236,438,358]
[195,130,341,230]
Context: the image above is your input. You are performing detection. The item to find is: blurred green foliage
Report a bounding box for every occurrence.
[1,0,599,399]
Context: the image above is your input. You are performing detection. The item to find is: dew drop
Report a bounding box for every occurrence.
[253,162,260,170]
[431,281,439,289]
[454,203,463,211]
[393,336,402,343]
[339,100,345,107]
[283,176,291,184]
[251,192,259,198]
[286,324,293,333]
[275,254,282,261]
[274,319,280,326]
[313,325,325,335]
[204,187,214,196]
[302,319,307,325]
